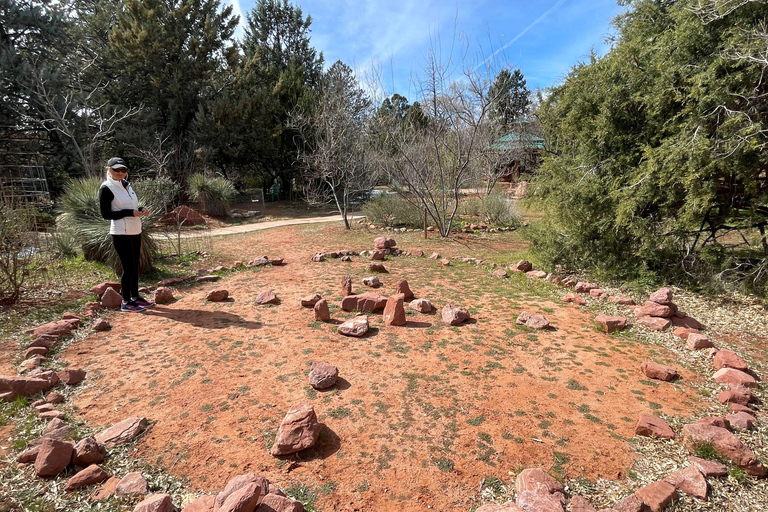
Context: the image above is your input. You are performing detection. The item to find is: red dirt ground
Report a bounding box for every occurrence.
[63,225,701,511]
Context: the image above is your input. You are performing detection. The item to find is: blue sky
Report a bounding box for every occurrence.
[229,0,625,100]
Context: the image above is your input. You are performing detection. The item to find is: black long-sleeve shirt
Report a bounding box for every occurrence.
[99,185,135,220]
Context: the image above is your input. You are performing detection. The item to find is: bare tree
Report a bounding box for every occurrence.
[292,60,376,229]
[373,38,508,237]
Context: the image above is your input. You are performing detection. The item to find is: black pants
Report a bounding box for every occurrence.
[112,234,141,302]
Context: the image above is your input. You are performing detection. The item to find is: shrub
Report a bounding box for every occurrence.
[187,173,236,216]
[56,177,158,273]
[0,199,36,304]
[362,193,423,227]
[460,196,483,217]
[133,176,180,215]
[483,192,521,226]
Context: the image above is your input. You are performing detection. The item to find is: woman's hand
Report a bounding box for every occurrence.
[141,209,150,217]
[133,209,142,217]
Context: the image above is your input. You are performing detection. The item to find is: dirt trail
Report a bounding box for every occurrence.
[62,225,701,511]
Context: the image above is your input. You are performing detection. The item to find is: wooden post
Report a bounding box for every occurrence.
[423,208,427,239]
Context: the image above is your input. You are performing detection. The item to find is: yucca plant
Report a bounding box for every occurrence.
[56,177,158,273]
[187,173,236,216]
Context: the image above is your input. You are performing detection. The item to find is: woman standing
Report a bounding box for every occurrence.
[99,157,154,312]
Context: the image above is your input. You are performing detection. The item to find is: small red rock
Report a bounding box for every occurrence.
[648,287,673,305]
[116,471,148,496]
[641,362,679,382]
[713,368,756,387]
[726,412,757,431]
[688,456,727,477]
[206,289,229,302]
[493,269,509,279]
[64,464,110,491]
[636,316,671,331]
[255,290,279,305]
[383,294,406,326]
[313,299,330,322]
[694,417,731,430]
[510,260,532,272]
[635,414,676,439]
[395,279,414,300]
[686,333,713,350]
[72,437,107,465]
[594,315,627,333]
[300,294,321,307]
[561,293,586,305]
[673,327,699,340]
[154,287,175,304]
[34,438,74,477]
[338,316,369,337]
[442,304,470,326]
[133,493,173,512]
[718,386,755,405]
[635,481,678,512]
[713,350,748,371]
[57,368,86,385]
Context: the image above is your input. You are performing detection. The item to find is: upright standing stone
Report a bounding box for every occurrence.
[341,276,353,297]
[383,294,406,326]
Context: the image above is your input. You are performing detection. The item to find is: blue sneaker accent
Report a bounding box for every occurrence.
[121,301,146,312]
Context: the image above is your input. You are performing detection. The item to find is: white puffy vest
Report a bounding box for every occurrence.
[102,177,142,235]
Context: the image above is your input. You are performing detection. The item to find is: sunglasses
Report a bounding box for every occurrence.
[111,168,128,173]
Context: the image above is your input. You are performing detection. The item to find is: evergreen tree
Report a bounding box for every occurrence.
[531,0,768,295]
[488,68,530,128]
[108,0,239,179]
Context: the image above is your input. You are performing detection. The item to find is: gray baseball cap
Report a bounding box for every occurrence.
[107,157,127,169]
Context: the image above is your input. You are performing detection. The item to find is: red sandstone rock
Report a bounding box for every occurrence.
[206,289,229,302]
[72,437,107,465]
[101,288,123,309]
[669,315,702,330]
[515,468,564,496]
[574,282,597,293]
[648,287,673,305]
[636,316,671,331]
[688,456,727,477]
[727,412,757,431]
[215,474,269,509]
[635,414,676,439]
[255,494,304,512]
[475,503,523,512]
[383,294,406,326]
[93,318,111,331]
[91,476,120,501]
[569,495,597,512]
[662,466,707,500]
[595,315,627,333]
[341,275,353,297]
[116,472,149,496]
[90,282,121,296]
[255,290,279,305]
[493,269,509,279]
[713,350,748,371]
[0,376,53,400]
[134,493,173,512]
[368,263,388,274]
[635,481,678,511]
[154,287,175,304]
[686,333,713,350]
[313,299,330,322]
[713,368,756,387]
[682,423,766,476]
[57,368,86,385]
[395,279,414,300]
[340,293,387,312]
[370,249,388,260]
[34,438,73,477]
[300,294,321,307]
[694,417,731,430]
[729,403,756,416]
[182,495,216,512]
[516,311,549,330]
[717,385,755,405]
[270,402,322,456]
[338,316,369,337]
[442,304,470,325]
[510,260,532,272]
[374,237,396,249]
[641,362,679,382]
[526,270,548,279]
[410,298,432,313]
[673,327,699,340]
[561,293,586,306]
[65,464,110,491]
[637,301,675,318]
[516,490,564,512]
[95,417,147,447]
[308,362,339,390]
[609,295,635,305]
[26,318,80,337]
